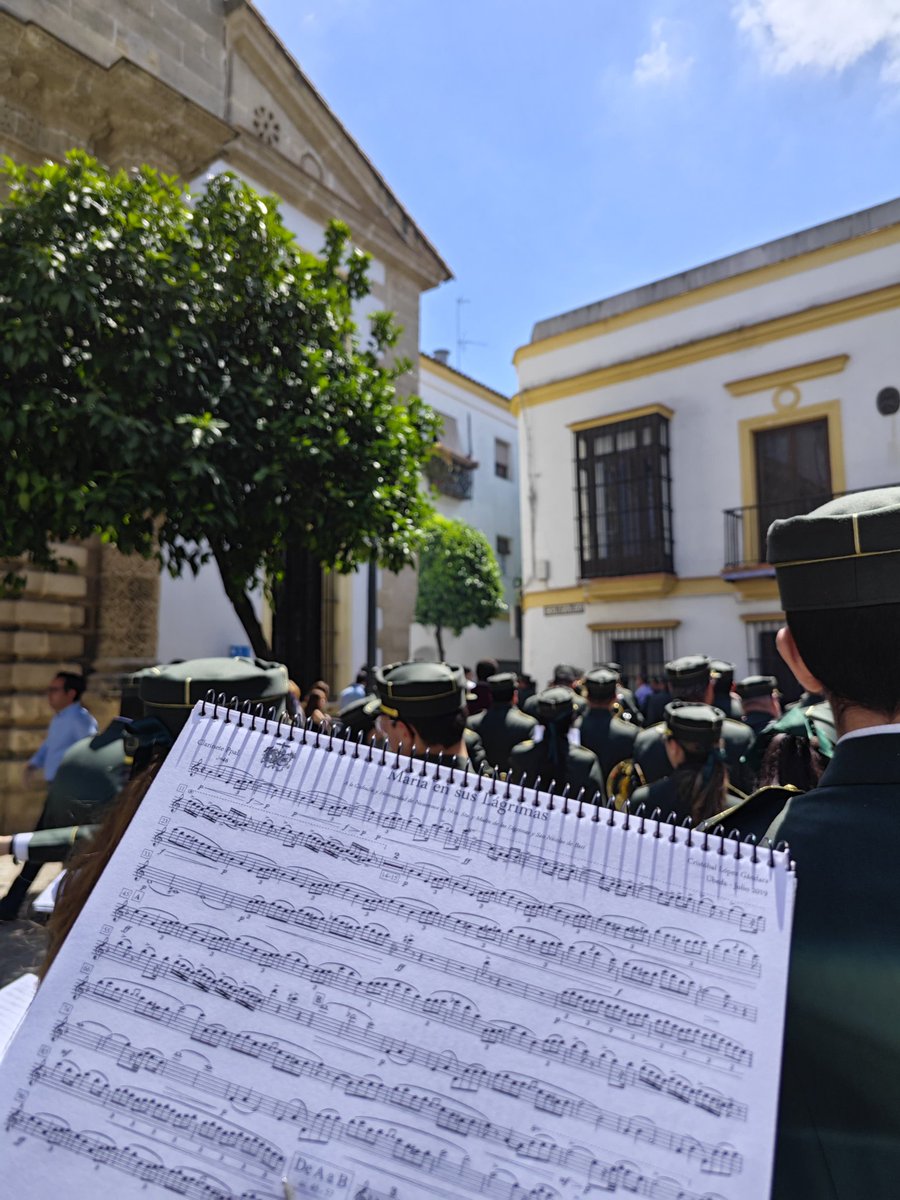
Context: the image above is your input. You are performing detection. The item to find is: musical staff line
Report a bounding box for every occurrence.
[31,1061,285,1176]
[180,774,766,935]
[46,1022,743,1189]
[93,923,747,1118]
[95,930,752,1069]
[115,901,757,1024]
[150,831,762,979]
[6,1109,241,1200]
[72,974,747,1162]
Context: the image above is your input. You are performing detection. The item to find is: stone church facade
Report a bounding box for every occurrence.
[0,0,450,826]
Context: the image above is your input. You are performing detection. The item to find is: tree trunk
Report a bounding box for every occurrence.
[213,548,272,659]
[435,624,445,661]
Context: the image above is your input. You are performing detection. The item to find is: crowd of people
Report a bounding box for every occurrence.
[2,486,900,1196]
[336,650,828,835]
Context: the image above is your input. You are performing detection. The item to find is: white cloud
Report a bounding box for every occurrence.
[734,0,900,80]
[633,19,695,86]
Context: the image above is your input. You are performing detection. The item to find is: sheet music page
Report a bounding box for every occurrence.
[0,704,795,1200]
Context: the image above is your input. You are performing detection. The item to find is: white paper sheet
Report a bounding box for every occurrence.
[0,704,795,1200]
[0,973,38,1062]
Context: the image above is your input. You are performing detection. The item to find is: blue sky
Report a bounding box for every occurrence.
[255,0,900,395]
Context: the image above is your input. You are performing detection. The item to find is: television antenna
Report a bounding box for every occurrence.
[455,297,485,372]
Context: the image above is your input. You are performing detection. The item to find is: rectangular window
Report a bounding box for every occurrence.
[495,438,511,480]
[591,624,677,683]
[496,535,512,574]
[575,412,673,578]
[753,418,831,559]
[435,409,462,454]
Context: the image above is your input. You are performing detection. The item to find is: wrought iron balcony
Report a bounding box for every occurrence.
[723,485,900,573]
[425,444,478,500]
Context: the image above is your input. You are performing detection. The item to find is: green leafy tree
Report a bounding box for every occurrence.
[0,152,439,655]
[414,514,506,661]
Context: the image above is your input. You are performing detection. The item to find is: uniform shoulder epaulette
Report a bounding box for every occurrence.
[697,784,801,840]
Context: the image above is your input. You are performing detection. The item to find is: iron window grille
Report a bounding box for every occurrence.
[575,412,673,578]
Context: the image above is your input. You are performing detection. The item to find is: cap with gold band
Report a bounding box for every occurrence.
[584,668,618,701]
[735,675,779,700]
[768,486,900,611]
[367,661,468,721]
[487,672,517,702]
[535,686,578,724]
[135,656,289,737]
[665,654,712,687]
[710,660,735,688]
[663,700,724,750]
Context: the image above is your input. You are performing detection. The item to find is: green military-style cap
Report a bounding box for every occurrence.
[665,655,712,687]
[584,668,618,701]
[338,694,377,738]
[135,656,289,737]
[768,486,900,610]
[735,675,779,700]
[368,661,468,721]
[487,672,518,702]
[663,700,724,751]
[710,660,735,688]
[535,686,577,724]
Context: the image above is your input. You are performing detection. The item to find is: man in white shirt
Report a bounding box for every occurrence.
[0,672,97,921]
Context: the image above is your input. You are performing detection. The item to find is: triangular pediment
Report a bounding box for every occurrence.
[225,5,449,285]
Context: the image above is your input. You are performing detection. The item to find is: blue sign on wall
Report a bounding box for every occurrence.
[229,645,252,658]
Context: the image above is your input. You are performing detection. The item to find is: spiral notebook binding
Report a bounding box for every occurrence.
[197,692,791,869]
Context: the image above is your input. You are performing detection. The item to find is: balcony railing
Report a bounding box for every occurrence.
[425,444,477,500]
[723,485,900,572]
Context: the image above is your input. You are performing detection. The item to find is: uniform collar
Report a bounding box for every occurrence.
[818,731,900,789]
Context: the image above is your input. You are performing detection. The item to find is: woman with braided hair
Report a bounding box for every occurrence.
[630,701,739,826]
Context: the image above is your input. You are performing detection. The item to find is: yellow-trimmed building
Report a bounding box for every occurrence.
[514,199,900,695]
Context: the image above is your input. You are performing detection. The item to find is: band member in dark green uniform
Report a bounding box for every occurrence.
[711,659,744,719]
[368,660,476,772]
[596,662,644,726]
[578,668,638,777]
[630,701,738,825]
[466,672,537,773]
[509,687,605,799]
[736,674,782,737]
[633,655,755,793]
[763,486,900,1198]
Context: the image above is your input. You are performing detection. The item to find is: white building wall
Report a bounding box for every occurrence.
[516,237,900,391]
[157,568,262,661]
[409,358,521,667]
[517,221,900,688]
